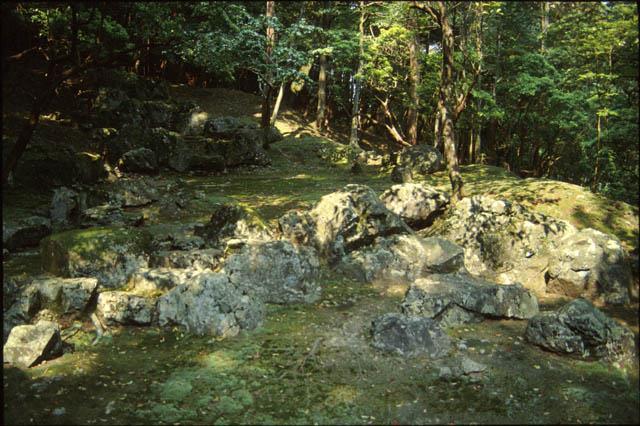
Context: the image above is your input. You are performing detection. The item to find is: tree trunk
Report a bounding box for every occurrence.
[438,2,463,201]
[540,2,549,52]
[315,52,327,131]
[261,0,275,129]
[270,82,285,126]
[407,31,420,145]
[349,1,365,148]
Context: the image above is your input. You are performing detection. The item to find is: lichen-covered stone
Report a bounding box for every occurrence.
[223,240,321,304]
[194,203,271,246]
[278,209,316,246]
[380,183,449,229]
[392,145,444,178]
[119,147,159,174]
[30,276,98,314]
[546,228,631,305]
[309,184,411,261]
[425,195,577,296]
[50,187,81,228]
[40,227,151,289]
[97,291,156,325]
[402,273,539,327]
[525,298,636,366]
[3,321,63,368]
[371,313,451,358]
[337,235,465,283]
[157,272,264,337]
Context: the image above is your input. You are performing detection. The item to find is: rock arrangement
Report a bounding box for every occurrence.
[4,171,636,369]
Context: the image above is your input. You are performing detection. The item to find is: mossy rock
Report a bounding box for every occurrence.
[40,226,152,289]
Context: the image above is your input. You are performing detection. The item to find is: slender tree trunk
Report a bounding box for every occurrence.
[261,0,275,129]
[407,31,420,145]
[270,82,285,126]
[540,2,549,52]
[592,113,601,189]
[316,52,327,131]
[437,2,463,201]
[349,1,365,148]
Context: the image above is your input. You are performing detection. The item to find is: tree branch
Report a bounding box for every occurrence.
[412,1,440,22]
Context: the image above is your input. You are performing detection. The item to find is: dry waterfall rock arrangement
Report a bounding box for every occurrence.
[401,273,539,327]
[525,298,636,367]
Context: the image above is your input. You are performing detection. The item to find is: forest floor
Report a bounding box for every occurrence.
[3,84,639,425]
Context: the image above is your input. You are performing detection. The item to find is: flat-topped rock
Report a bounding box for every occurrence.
[338,234,465,283]
[402,273,539,327]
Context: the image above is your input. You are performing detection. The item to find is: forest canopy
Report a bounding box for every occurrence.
[2,1,638,203]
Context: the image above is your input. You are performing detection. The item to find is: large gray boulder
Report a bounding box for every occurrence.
[41,227,150,289]
[525,298,636,366]
[96,291,156,326]
[309,184,411,261]
[119,147,159,174]
[157,272,265,337]
[425,195,576,296]
[391,145,444,180]
[30,277,98,315]
[380,183,449,229]
[371,313,452,358]
[223,240,321,304]
[3,216,52,251]
[3,321,63,368]
[337,235,465,283]
[402,273,539,327]
[546,229,631,305]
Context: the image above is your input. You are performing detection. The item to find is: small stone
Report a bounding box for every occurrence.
[53,407,66,416]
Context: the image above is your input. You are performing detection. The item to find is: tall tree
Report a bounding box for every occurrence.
[406,13,420,145]
[349,1,366,147]
[261,1,276,129]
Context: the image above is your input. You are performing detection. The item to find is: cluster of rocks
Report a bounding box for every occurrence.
[422,195,632,305]
[5,69,283,191]
[4,178,636,371]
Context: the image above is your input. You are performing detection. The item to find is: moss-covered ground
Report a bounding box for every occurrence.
[3,85,639,424]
